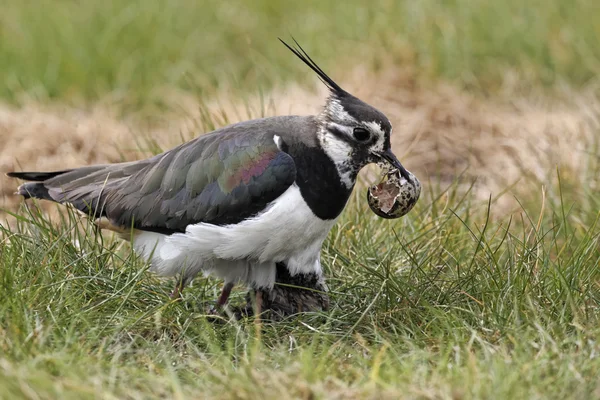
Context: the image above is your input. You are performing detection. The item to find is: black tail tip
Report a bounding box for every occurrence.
[6,170,71,182]
[7,171,37,180]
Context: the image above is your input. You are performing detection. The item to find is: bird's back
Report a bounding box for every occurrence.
[8,115,320,234]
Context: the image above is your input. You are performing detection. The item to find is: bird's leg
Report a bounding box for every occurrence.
[206,282,235,317]
[254,289,264,324]
[170,276,186,299]
[255,289,264,316]
[216,282,235,307]
[236,262,330,321]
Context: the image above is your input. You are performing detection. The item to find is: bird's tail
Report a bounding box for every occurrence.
[7,170,73,200]
[7,157,155,224]
[6,164,129,217]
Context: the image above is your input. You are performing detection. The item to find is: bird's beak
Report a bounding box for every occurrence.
[377,149,411,180]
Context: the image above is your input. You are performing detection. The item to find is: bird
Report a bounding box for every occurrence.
[6,39,415,316]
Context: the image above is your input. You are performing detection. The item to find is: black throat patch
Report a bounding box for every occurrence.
[288,143,354,220]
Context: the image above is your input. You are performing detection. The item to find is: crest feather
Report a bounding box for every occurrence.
[279,37,346,96]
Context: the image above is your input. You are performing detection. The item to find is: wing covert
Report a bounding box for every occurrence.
[103,132,296,233]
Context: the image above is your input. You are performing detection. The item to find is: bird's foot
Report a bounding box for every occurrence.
[232,266,330,322]
[169,280,185,300]
[203,266,329,322]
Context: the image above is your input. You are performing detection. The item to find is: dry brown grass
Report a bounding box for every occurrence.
[1,70,598,223]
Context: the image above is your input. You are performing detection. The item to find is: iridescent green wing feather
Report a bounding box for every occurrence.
[48,130,296,234]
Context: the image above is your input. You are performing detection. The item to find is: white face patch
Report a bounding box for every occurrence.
[327,121,353,136]
[317,127,354,188]
[365,121,387,152]
[365,121,384,136]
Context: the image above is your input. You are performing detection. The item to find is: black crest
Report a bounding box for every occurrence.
[280,38,392,137]
[279,38,347,97]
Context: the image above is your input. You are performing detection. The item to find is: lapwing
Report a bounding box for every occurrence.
[7,39,415,315]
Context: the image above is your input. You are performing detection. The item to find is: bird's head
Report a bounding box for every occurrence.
[280,39,410,187]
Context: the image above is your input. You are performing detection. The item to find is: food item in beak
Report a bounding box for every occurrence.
[367,166,421,219]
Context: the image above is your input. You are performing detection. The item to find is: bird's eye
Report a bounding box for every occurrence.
[353,127,370,142]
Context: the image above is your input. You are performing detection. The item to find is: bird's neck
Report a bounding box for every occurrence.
[288,139,355,221]
[316,126,358,189]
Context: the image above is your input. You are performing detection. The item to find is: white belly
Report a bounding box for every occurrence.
[131,185,337,288]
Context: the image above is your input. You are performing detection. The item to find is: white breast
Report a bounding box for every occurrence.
[132,184,337,288]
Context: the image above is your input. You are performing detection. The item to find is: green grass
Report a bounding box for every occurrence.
[2,161,600,398]
[2,1,600,398]
[1,0,599,105]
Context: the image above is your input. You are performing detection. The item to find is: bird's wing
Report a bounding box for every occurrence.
[33,129,296,234]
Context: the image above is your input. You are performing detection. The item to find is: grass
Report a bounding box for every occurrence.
[2,1,600,398]
[1,0,599,106]
[1,159,600,398]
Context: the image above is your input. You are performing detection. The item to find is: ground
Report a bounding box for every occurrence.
[1,2,600,399]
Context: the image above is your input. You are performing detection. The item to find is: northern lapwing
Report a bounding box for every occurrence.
[7,39,416,316]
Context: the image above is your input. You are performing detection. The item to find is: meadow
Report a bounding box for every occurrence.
[1,1,600,399]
